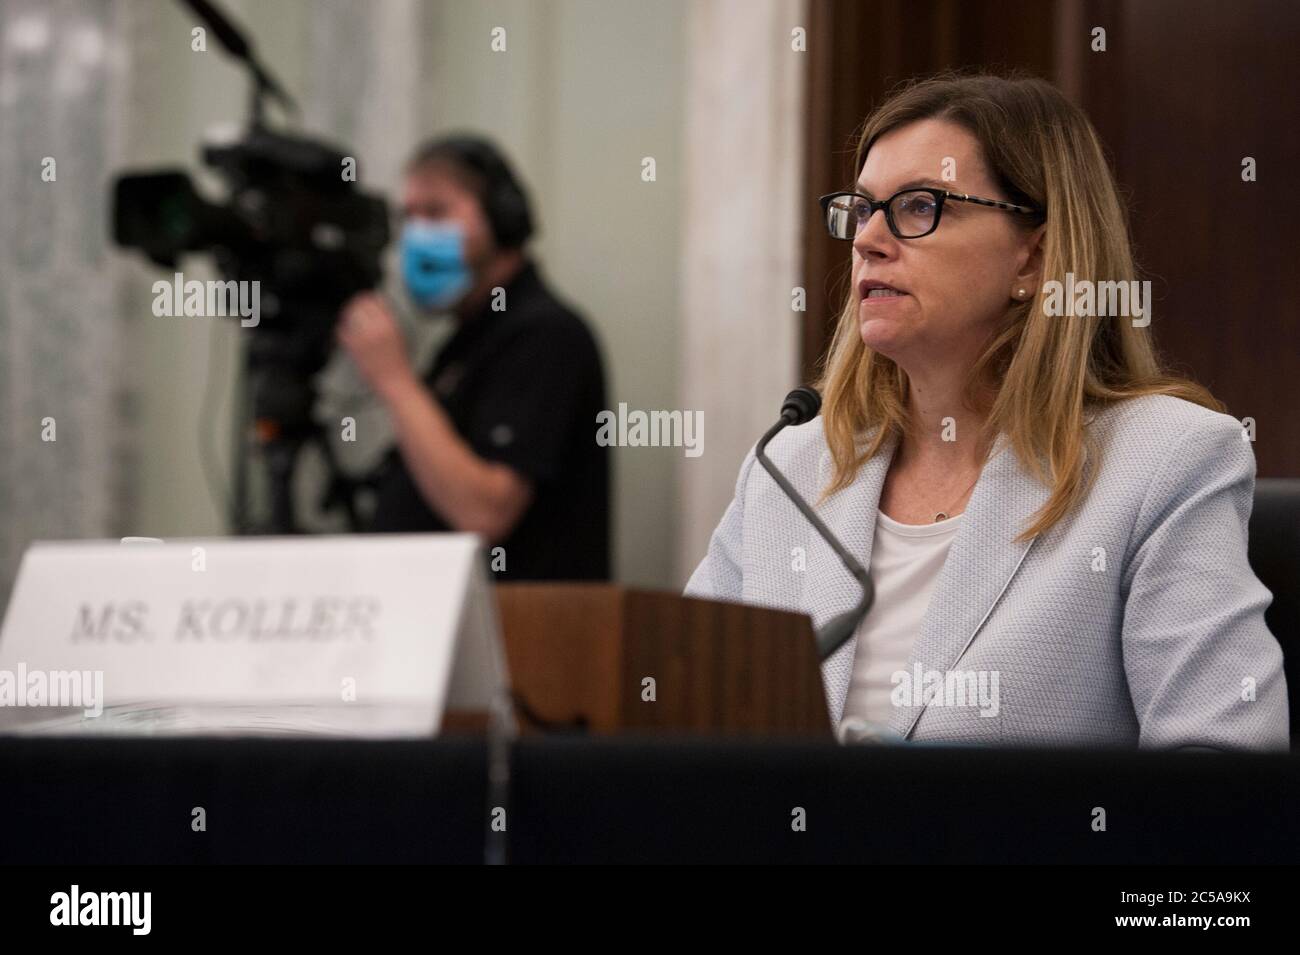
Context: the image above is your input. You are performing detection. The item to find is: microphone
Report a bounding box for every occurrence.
[755,387,874,661]
[181,0,298,116]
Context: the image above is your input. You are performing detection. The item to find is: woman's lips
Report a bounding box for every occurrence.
[860,288,910,306]
[859,279,909,301]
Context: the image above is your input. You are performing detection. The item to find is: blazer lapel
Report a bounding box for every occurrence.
[806,429,898,723]
[886,435,1053,739]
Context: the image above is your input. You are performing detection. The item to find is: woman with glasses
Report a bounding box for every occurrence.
[685,73,1288,751]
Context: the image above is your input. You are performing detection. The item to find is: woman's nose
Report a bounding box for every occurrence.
[852,205,895,258]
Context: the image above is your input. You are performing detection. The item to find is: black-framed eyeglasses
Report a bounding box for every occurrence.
[818,188,1043,240]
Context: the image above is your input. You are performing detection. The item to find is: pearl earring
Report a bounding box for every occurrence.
[1017,288,1027,298]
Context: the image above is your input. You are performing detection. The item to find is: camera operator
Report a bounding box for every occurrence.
[337,135,610,581]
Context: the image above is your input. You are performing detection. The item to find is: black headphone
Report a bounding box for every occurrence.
[420,135,535,250]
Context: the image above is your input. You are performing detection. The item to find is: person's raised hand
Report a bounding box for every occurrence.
[337,292,418,401]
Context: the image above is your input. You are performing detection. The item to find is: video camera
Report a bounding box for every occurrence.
[110,0,390,534]
[113,125,389,391]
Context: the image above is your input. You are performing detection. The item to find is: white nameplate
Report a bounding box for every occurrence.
[0,534,510,737]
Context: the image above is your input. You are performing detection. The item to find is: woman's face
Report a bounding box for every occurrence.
[852,118,1040,373]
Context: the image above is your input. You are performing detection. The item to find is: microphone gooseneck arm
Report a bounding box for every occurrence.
[755,390,874,662]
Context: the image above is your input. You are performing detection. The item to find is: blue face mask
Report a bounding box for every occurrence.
[400,220,472,310]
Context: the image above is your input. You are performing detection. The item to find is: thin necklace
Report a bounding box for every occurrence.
[932,471,981,522]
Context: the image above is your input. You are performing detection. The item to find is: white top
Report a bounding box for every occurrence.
[840,510,963,727]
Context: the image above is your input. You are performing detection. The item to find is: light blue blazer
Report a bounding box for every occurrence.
[685,395,1289,750]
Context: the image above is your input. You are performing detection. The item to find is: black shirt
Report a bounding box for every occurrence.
[368,259,610,581]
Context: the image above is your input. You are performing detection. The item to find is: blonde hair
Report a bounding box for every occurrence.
[816,72,1219,540]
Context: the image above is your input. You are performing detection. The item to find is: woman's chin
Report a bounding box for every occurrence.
[859,317,908,356]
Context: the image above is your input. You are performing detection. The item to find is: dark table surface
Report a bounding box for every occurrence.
[2,735,1296,864]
